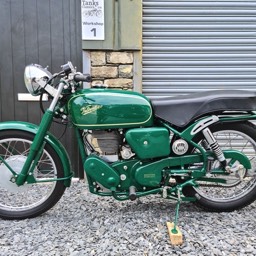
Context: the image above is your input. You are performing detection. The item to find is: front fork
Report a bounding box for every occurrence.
[15,111,53,186]
[15,82,65,186]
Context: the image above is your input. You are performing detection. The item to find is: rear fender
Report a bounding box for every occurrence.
[0,121,73,187]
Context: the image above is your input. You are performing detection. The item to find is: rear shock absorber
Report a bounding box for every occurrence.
[202,128,227,168]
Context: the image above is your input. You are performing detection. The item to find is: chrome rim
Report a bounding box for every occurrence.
[194,130,256,202]
[0,138,57,211]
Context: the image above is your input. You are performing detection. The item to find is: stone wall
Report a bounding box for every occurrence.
[90,51,134,90]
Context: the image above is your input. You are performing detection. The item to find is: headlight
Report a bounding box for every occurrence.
[24,64,52,96]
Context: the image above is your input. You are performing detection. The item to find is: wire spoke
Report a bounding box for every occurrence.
[0,137,57,210]
[194,129,256,202]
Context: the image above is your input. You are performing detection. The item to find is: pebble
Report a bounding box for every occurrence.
[0,180,255,255]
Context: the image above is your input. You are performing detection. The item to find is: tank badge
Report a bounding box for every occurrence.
[81,105,102,115]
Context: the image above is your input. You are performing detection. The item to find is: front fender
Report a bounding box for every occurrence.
[0,121,73,187]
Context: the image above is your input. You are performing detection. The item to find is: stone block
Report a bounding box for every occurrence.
[91,66,118,78]
[104,78,133,89]
[119,65,133,78]
[91,51,106,66]
[107,52,133,64]
[91,80,104,86]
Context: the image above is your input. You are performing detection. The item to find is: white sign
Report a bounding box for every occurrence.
[81,0,105,40]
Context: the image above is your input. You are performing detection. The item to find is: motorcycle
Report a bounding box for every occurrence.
[0,62,256,234]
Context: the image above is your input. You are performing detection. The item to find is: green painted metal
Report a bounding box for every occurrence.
[68,89,153,129]
[219,113,256,122]
[172,189,182,234]
[135,164,162,187]
[26,173,73,184]
[74,128,88,164]
[111,159,140,190]
[159,120,209,173]
[135,154,204,187]
[84,155,120,191]
[134,149,251,187]
[197,177,227,183]
[25,141,47,183]
[212,150,251,170]
[0,120,73,187]
[125,127,170,159]
[16,111,55,185]
[1,92,253,207]
[80,139,251,202]
[145,154,203,174]
[74,127,95,193]
[179,113,256,141]
[159,113,256,141]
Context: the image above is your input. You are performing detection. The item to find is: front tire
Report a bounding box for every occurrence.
[184,122,256,212]
[0,130,66,219]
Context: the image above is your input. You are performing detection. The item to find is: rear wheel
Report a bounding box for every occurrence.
[184,122,256,212]
[0,130,66,219]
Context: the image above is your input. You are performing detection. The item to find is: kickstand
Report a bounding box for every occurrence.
[167,188,183,245]
[173,188,181,233]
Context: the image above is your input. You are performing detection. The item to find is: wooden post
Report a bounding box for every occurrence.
[167,222,183,245]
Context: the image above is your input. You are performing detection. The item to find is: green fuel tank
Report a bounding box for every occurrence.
[68,89,153,129]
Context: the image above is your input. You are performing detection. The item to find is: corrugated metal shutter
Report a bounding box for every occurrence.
[142,0,256,97]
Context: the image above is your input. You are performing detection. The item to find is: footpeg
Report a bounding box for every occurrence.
[129,186,137,201]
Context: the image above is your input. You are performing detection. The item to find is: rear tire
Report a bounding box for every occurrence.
[183,122,256,212]
[0,130,66,219]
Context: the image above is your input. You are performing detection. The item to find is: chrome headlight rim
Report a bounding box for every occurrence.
[24,64,52,96]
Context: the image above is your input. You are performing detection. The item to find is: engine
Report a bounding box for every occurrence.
[83,127,173,192]
[84,130,135,162]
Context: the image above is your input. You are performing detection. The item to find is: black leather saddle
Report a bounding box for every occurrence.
[151,90,256,127]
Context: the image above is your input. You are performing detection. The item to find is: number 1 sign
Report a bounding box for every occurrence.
[81,0,105,40]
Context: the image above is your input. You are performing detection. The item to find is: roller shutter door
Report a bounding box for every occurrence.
[142,0,256,97]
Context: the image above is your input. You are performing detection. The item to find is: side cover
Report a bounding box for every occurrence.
[68,89,153,129]
[84,155,120,190]
[125,127,170,159]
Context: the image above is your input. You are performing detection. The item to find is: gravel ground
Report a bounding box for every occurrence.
[0,180,255,256]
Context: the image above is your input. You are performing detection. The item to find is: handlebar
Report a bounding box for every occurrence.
[74,74,92,83]
[60,62,92,83]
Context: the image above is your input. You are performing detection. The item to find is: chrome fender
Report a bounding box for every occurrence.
[0,121,73,187]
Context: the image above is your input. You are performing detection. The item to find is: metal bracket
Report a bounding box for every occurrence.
[191,115,219,135]
[18,93,48,102]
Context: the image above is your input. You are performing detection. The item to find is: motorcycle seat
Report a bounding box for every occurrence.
[151,90,256,127]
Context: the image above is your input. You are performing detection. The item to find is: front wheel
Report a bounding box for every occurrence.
[184,122,256,212]
[0,130,66,219]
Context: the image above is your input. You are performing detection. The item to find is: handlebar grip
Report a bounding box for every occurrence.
[74,74,92,83]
